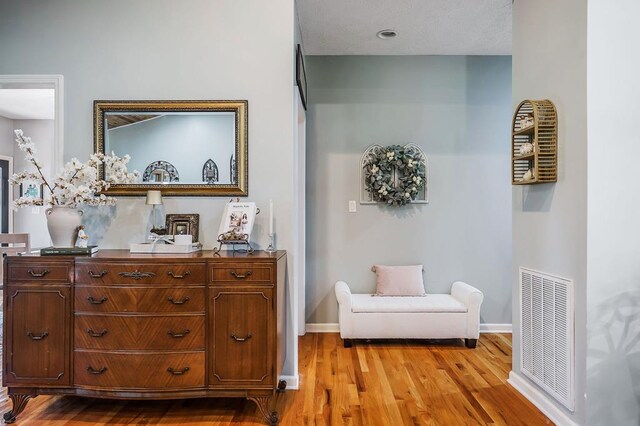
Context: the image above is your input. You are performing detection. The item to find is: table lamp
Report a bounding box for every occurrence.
[146,190,165,234]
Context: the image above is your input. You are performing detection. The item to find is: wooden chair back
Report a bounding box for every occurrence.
[0,233,30,284]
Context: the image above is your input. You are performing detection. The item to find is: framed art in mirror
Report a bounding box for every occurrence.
[94,100,248,196]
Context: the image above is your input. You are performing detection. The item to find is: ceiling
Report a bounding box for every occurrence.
[296,0,512,55]
[0,89,55,120]
[106,114,159,130]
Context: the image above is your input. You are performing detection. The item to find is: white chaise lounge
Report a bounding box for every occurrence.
[334,280,484,348]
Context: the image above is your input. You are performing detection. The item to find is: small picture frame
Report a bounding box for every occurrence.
[165,214,200,243]
[19,180,44,205]
[296,44,308,110]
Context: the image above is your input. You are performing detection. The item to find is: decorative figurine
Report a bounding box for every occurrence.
[519,142,534,155]
[518,113,534,129]
[76,225,89,248]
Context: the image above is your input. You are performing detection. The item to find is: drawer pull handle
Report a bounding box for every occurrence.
[88,270,108,278]
[167,296,190,305]
[28,269,50,278]
[230,270,252,279]
[87,328,108,338]
[87,366,107,375]
[168,270,190,279]
[87,296,108,305]
[167,367,190,376]
[168,329,190,338]
[119,270,156,280]
[230,333,252,342]
[27,331,49,341]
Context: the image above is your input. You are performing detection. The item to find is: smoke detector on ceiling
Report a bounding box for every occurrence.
[376,29,398,40]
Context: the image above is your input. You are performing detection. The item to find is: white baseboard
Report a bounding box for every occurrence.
[480,323,512,333]
[305,323,512,334]
[508,371,577,426]
[279,374,299,390]
[305,323,339,333]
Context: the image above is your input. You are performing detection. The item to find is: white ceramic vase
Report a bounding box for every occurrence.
[46,206,83,247]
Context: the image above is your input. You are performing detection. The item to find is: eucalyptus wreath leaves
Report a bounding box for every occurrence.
[364,145,426,206]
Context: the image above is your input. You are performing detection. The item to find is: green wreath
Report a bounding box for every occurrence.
[364,145,426,206]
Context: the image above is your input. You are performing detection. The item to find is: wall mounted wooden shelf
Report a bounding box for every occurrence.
[511,99,557,185]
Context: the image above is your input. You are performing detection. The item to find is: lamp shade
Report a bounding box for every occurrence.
[145,190,163,205]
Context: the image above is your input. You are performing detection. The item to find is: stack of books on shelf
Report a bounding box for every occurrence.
[40,246,99,256]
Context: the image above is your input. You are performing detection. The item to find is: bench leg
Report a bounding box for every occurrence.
[343,338,353,348]
[465,338,478,349]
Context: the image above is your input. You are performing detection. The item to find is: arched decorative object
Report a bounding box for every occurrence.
[202,159,219,184]
[230,154,236,184]
[142,160,179,183]
[512,99,557,184]
[360,143,429,204]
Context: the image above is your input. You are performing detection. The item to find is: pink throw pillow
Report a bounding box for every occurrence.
[372,264,426,296]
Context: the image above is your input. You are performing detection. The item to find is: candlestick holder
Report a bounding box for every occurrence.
[265,233,276,253]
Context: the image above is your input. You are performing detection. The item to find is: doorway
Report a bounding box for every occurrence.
[0,75,64,248]
[0,157,12,233]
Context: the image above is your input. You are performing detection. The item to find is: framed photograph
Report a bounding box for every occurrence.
[296,44,308,110]
[218,201,257,240]
[165,214,200,242]
[19,180,44,205]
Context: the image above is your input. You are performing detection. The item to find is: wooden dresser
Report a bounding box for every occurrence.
[2,250,286,425]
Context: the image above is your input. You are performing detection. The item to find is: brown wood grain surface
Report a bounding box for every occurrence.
[74,315,205,351]
[75,263,206,285]
[4,285,71,387]
[73,351,205,389]
[74,286,206,314]
[1,333,552,425]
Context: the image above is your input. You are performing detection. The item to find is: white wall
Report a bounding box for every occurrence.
[305,55,512,325]
[108,114,235,184]
[0,116,54,246]
[587,0,640,423]
[13,119,54,248]
[0,116,14,157]
[0,0,297,377]
[511,0,587,424]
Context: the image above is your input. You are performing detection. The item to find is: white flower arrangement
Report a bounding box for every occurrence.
[11,129,140,209]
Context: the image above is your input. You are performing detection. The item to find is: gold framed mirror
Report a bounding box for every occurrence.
[94,100,248,196]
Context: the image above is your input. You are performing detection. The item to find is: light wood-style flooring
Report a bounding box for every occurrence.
[1,333,551,425]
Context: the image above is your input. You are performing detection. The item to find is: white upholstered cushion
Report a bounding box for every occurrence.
[373,264,426,296]
[350,294,468,314]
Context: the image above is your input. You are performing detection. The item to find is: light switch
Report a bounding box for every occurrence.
[348,200,357,213]
[31,207,40,214]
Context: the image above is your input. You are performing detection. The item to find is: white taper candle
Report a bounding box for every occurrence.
[269,199,274,234]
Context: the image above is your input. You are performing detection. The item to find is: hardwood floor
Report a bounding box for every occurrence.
[0,333,551,425]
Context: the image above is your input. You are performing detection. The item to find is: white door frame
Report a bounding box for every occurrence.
[294,91,306,337]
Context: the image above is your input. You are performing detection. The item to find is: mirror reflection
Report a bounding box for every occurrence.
[105,112,236,184]
[94,101,248,196]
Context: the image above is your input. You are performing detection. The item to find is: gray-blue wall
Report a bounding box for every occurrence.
[305,55,513,324]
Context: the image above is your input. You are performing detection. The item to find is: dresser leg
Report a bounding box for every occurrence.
[248,396,278,425]
[3,394,34,424]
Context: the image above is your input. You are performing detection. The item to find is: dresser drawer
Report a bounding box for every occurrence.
[75,263,206,285]
[210,263,274,284]
[74,351,204,389]
[8,263,71,283]
[75,286,205,314]
[74,315,205,351]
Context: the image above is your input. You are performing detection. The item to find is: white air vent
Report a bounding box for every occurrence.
[520,267,574,411]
